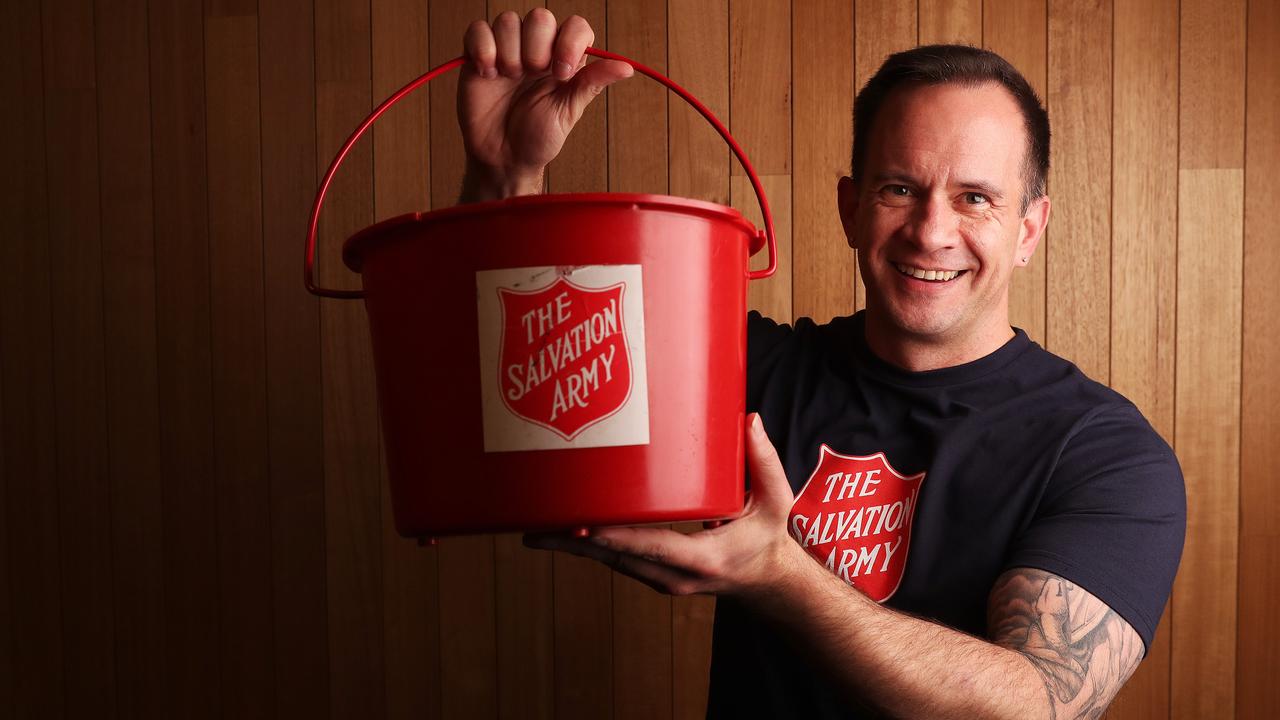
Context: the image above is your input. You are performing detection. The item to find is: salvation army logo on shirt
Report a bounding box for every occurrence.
[476,265,650,453]
[788,445,925,602]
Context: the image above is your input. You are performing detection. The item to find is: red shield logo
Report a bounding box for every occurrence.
[788,445,925,602]
[496,277,633,440]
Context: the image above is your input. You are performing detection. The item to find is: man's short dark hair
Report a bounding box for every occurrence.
[851,44,1050,214]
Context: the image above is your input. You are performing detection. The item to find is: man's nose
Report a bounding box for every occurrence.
[908,196,957,252]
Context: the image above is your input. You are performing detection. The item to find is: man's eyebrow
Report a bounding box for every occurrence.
[869,172,919,187]
[954,179,1005,200]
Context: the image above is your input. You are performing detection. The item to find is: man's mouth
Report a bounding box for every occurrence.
[894,263,966,282]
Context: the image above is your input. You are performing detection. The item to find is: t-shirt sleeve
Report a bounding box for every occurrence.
[1004,403,1186,653]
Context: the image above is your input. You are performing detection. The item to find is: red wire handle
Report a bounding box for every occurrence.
[305,48,777,299]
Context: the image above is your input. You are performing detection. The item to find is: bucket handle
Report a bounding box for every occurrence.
[306,47,778,299]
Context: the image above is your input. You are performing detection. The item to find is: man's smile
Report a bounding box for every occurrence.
[892,263,967,283]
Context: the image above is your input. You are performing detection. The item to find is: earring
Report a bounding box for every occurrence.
[1022,257,1029,263]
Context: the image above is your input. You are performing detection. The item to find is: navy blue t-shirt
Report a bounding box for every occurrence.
[706,311,1185,719]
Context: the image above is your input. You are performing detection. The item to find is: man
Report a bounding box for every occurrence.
[458,9,1185,719]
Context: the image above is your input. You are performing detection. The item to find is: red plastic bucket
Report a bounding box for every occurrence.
[307,48,776,539]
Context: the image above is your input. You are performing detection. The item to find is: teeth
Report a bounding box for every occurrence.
[895,263,961,282]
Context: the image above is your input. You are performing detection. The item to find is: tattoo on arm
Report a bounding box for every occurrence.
[987,568,1144,720]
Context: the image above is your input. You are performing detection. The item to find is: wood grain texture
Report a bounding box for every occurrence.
[370,2,441,718]
[205,9,274,717]
[1172,168,1244,720]
[729,0,790,177]
[607,1,673,716]
[315,0,386,715]
[739,175,793,322]
[259,0,330,715]
[1238,0,1280,715]
[495,533,553,720]
[95,0,165,716]
[41,0,118,715]
[793,0,855,325]
[983,0,1047,345]
[1105,2,1178,718]
[1,1,64,717]
[1178,0,1245,170]
[919,0,981,46]
[149,0,221,715]
[667,2,728,716]
[853,0,916,312]
[1045,0,1111,382]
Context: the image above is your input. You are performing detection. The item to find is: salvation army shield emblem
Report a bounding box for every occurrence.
[787,445,926,602]
[496,276,633,440]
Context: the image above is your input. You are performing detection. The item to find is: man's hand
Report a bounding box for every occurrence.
[459,9,632,202]
[523,413,802,602]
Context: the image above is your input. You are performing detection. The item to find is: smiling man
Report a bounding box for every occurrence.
[457,11,1185,719]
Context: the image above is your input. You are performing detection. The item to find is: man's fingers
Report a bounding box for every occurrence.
[523,531,705,595]
[745,413,795,508]
[491,11,522,78]
[520,7,556,74]
[463,19,497,78]
[551,15,595,81]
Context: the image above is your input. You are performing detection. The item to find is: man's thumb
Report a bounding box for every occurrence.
[745,413,794,508]
[565,59,634,122]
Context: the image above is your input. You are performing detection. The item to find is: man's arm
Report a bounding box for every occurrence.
[530,415,1145,719]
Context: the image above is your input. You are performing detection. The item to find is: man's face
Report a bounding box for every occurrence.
[838,82,1049,349]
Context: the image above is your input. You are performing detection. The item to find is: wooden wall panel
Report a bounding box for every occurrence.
[205,5,274,716]
[984,0,1047,345]
[1107,1,1177,718]
[1238,0,1280,716]
[315,0,386,715]
[919,0,981,45]
[149,0,221,715]
[792,0,854,325]
[733,0,791,322]
[370,2,442,719]
[667,3,728,717]
[852,0,916,312]
[96,0,166,716]
[1172,1,1246,718]
[42,0,118,715]
[259,0,330,714]
[606,2,673,718]
[1,1,63,718]
[1046,0,1111,382]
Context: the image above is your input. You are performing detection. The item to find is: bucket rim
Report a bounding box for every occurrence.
[342,192,764,273]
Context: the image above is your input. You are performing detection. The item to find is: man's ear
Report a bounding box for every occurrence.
[1017,195,1051,266]
[838,176,860,250]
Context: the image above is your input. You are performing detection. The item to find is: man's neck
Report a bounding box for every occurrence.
[862,312,1016,373]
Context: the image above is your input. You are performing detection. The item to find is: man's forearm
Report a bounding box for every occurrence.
[743,541,1050,720]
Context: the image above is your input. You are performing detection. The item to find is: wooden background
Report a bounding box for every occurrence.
[1,0,1276,718]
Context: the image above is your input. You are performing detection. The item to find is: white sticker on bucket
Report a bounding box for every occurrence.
[476,265,649,452]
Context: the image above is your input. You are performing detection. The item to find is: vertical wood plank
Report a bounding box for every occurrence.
[1105,1,1177,718]
[983,0,1047,345]
[429,0,485,210]
[0,1,63,718]
[370,2,442,718]
[259,0,330,714]
[1171,1,1246,718]
[0,371,9,714]
[315,0,386,715]
[149,0,221,714]
[41,0,118,715]
[853,0,916,312]
[668,1,728,716]
[918,0,981,46]
[1046,0,1111,382]
[205,2,274,717]
[792,0,854,325]
[1237,0,1280,716]
[732,0,792,322]
[606,2,673,718]
[96,0,166,716]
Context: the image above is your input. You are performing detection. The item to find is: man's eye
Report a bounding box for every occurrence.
[964,192,989,205]
[885,185,911,196]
